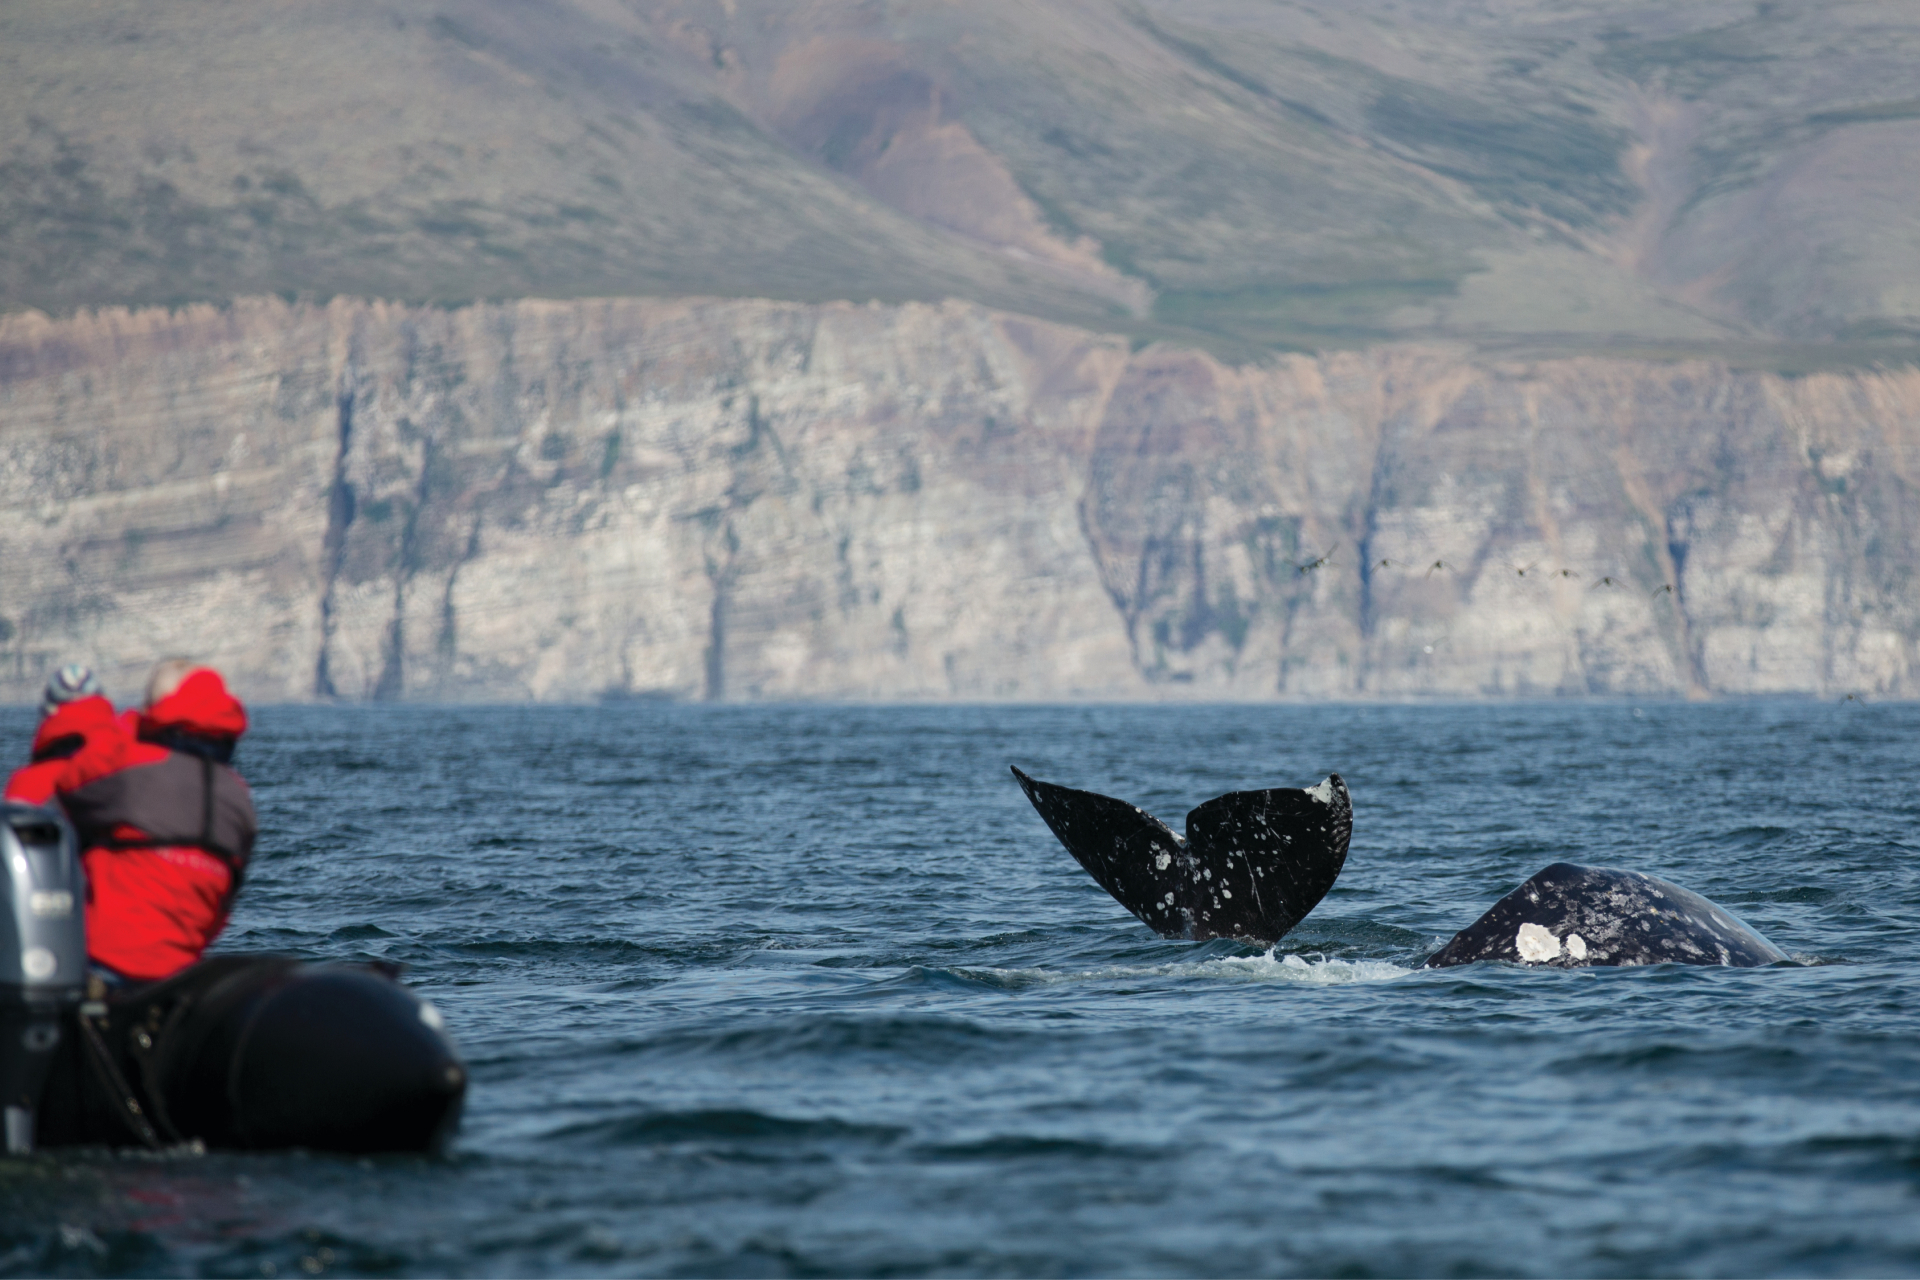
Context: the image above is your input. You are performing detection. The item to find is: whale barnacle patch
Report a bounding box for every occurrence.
[1515,922,1561,963]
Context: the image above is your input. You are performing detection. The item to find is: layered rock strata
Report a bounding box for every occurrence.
[2,297,1916,702]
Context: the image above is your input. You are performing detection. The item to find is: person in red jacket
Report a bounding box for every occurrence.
[53,660,258,983]
[4,665,122,806]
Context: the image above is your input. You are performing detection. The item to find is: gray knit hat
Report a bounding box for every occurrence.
[41,663,102,717]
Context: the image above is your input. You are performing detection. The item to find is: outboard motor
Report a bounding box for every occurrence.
[0,803,85,1153]
[4,801,464,1155]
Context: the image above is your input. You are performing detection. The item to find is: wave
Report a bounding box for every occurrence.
[603,1013,1024,1062]
[913,1135,1168,1161]
[544,1107,906,1148]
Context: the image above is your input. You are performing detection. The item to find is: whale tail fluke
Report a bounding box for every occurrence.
[1011,766,1188,934]
[1011,767,1351,945]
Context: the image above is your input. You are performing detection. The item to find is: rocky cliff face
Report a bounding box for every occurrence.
[2,296,1916,703]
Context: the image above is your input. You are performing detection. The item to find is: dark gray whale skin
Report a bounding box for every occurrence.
[1011,767,1351,945]
[1425,863,1788,969]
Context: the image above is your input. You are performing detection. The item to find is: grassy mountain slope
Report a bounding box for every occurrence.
[3,0,1917,361]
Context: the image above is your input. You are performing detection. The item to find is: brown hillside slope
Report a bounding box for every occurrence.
[3,1,1919,356]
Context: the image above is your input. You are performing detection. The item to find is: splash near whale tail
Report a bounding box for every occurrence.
[1010,767,1351,945]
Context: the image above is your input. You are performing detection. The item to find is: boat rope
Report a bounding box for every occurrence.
[74,1000,163,1151]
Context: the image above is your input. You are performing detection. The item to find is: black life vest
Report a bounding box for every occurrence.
[61,749,257,882]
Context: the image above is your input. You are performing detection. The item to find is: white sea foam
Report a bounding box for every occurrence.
[967,949,1412,988]
[1208,950,1410,984]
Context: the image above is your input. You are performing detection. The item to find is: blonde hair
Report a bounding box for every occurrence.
[145,657,199,707]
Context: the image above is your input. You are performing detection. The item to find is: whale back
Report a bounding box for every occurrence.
[1425,863,1788,969]
[1011,767,1351,945]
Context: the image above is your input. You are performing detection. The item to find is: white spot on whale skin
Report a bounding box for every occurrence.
[1222,887,1232,899]
[1516,923,1562,963]
[1155,852,1172,871]
[1303,777,1337,805]
[1163,892,1175,906]
[1565,933,1588,961]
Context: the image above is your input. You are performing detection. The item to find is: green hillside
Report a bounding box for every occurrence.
[4,0,1918,361]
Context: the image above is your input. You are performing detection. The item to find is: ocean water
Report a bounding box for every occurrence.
[1,700,1917,1278]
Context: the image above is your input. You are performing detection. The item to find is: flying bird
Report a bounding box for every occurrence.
[1295,544,1338,574]
[1591,576,1621,590]
[1508,561,1541,577]
[1425,559,1453,577]
[1651,583,1674,598]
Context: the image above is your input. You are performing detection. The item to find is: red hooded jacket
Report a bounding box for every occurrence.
[3,694,121,806]
[52,670,258,982]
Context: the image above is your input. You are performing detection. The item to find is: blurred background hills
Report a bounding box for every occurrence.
[6,0,1920,363]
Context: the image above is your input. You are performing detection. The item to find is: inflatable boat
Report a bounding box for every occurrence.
[2,801,466,1155]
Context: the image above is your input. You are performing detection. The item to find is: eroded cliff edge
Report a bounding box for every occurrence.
[2,296,1916,702]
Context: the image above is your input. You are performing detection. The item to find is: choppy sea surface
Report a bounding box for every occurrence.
[1,700,1917,1278]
